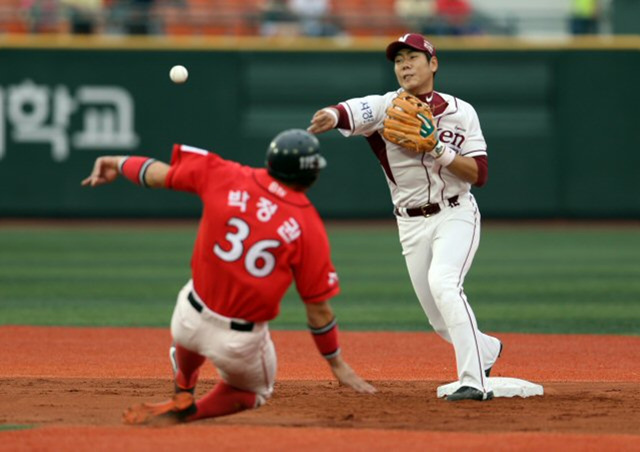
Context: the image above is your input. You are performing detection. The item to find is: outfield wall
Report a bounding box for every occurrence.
[0,36,638,219]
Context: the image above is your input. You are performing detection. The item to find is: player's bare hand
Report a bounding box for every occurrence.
[81,156,121,187]
[328,356,377,394]
[307,108,339,134]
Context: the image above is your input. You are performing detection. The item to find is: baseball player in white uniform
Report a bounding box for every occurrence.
[308,33,502,401]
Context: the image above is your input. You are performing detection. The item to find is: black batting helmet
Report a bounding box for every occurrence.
[265,129,327,187]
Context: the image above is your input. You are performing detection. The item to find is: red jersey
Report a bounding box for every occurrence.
[165,144,340,322]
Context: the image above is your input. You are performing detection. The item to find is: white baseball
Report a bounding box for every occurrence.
[169,65,188,84]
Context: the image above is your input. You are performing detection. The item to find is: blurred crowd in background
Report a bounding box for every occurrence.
[0,0,615,37]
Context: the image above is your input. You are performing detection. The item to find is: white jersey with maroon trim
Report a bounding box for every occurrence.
[338,90,487,209]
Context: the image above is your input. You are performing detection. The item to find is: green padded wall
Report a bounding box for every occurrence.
[0,42,638,218]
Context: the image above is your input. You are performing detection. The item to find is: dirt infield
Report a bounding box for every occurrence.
[1,327,639,451]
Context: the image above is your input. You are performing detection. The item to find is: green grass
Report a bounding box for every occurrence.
[1,222,639,334]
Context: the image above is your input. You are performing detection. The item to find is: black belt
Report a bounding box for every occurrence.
[187,291,255,332]
[396,196,459,218]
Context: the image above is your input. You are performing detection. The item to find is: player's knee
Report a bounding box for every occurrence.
[428,265,459,302]
[428,266,468,327]
[431,326,452,342]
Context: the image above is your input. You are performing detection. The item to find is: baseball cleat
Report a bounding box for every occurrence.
[485,341,503,377]
[446,386,494,401]
[123,391,197,426]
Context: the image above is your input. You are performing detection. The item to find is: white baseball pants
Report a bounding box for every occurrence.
[170,280,276,405]
[396,193,501,392]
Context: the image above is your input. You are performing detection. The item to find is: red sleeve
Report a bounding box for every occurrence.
[332,104,352,130]
[293,211,340,303]
[473,155,488,187]
[165,144,224,194]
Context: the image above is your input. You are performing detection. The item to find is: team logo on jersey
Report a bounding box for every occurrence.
[438,129,465,148]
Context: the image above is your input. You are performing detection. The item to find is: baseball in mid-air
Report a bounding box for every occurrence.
[169,65,188,84]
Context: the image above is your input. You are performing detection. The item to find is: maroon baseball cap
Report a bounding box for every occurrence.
[386,33,436,61]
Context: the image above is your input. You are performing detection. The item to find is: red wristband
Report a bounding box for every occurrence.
[309,317,341,359]
[119,156,156,187]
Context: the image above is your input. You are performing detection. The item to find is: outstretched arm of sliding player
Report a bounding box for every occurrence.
[305,300,377,394]
[81,155,170,189]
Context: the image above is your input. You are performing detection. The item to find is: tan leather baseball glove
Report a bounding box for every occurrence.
[382,92,439,153]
